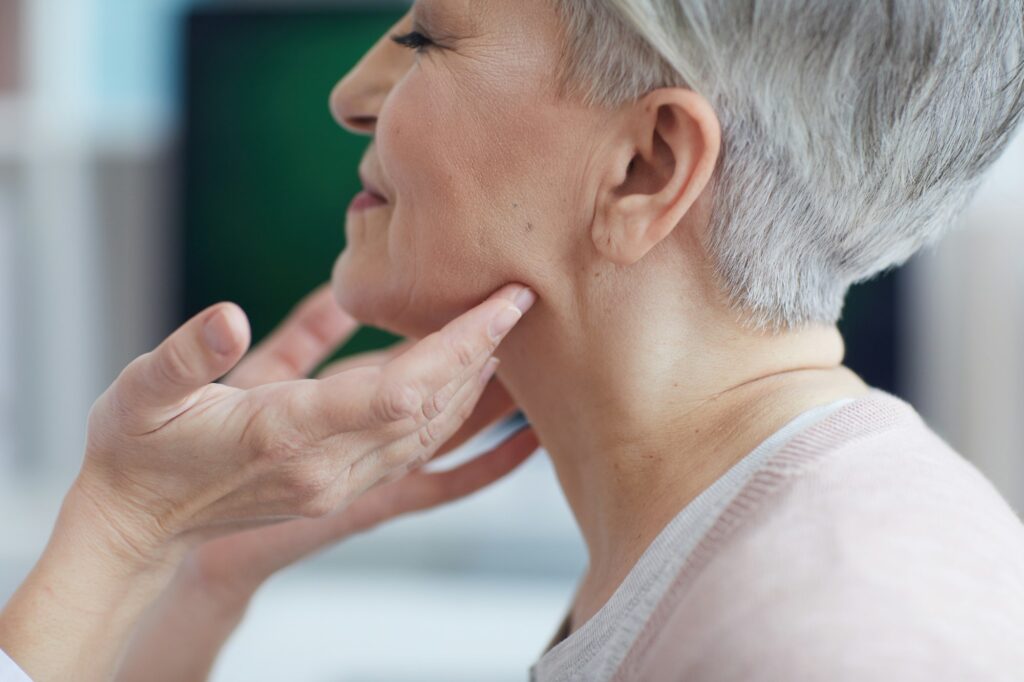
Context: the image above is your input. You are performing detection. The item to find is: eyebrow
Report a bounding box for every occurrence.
[413,0,475,39]
[413,1,443,30]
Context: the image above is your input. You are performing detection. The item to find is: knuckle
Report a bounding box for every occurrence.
[418,418,444,450]
[445,334,478,369]
[299,492,335,519]
[243,402,304,466]
[266,433,305,468]
[422,388,448,421]
[280,383,324,443]
[89,384,138,435]
[372,381,423,423]
[155,343,194,387]
[284,466,331,516]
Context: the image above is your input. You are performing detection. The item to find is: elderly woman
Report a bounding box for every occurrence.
[331,0,1024,677]
[5,0,1024,680]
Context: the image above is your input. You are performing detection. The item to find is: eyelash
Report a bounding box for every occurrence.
[391,30,435,53]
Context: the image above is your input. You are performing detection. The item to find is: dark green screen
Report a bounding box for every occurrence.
[182,7,405,359]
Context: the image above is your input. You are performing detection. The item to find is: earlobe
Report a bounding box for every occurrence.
[592,89,721,266]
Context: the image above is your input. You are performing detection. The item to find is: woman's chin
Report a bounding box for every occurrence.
[332,255,386,326]
[331,253,427,338]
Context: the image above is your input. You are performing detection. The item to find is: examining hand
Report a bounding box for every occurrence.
[75,283,536,568]
[111,285,538,682]
[0,282,536,682]
[174,286,536,602]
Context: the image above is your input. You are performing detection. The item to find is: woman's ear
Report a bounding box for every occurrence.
[592,88,721,265]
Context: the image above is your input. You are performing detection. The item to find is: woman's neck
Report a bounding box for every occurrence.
[492,268,871,631]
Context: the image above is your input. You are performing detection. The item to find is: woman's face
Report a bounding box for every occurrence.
[329,0,614,337]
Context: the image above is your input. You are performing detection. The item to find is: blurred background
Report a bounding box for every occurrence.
[0,1,1021,680]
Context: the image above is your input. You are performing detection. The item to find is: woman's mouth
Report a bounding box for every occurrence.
[348,188,389,213]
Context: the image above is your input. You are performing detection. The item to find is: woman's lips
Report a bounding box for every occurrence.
[348,189,389,213]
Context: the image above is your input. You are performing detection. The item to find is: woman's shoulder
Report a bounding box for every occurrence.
[737,388,1020,522]
[763,388,1024,539]
[613,390,1024,681]
[708,388,1024,596]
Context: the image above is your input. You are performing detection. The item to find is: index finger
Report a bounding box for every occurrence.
[373,284,536,417]
[311,284,536,433]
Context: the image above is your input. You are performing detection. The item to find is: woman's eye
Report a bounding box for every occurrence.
[391,30,434,53]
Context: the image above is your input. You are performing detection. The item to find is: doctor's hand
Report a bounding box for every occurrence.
[0,282,535,682]
[76,282,536,566]
[113,285,536,682]
[194,300,535,601]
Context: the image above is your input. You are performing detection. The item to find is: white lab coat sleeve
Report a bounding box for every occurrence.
[0,649,31,682]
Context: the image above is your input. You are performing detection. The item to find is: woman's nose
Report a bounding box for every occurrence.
[330,14,414,137]
[330,75,381,136]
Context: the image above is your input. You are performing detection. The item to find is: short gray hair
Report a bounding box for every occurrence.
[553,0,1024,331]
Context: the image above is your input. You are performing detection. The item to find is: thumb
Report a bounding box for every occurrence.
[115,303,252,413]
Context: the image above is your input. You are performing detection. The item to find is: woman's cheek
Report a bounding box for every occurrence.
[375,79,425,203]
[370,81,522,331]
[377,72,468,210]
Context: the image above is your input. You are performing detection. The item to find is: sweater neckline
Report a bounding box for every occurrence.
[609,387,918,681]
[533,388,906,680]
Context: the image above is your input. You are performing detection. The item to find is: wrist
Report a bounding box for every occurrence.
[43,481,186,613]
[0,483,184,681]
[65,472,186,575]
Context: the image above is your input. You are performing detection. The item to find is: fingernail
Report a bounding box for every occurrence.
[479,357,500,386]
[489,306,523,341]
[513,287,537,314]
[203,309,236,355]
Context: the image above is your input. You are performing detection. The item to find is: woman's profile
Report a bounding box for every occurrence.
[327,1,1024,679]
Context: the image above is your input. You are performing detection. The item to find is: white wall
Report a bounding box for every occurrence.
[905,128,1024,513]
[0,169,16,472]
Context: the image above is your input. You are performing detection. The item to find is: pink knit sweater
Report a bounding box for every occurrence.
[616,390,1024,681]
